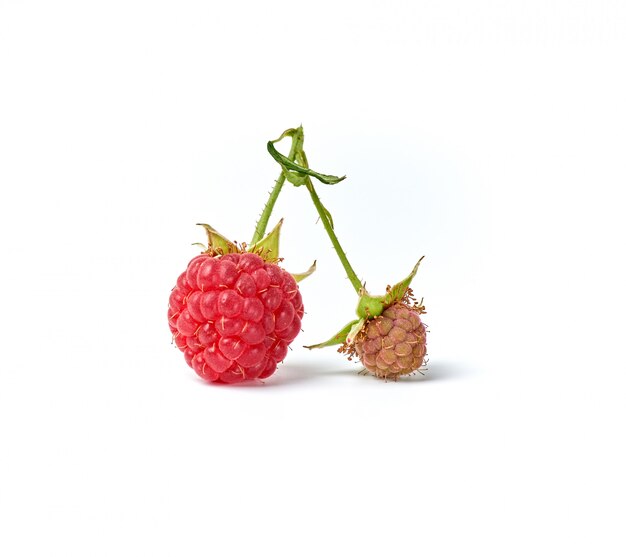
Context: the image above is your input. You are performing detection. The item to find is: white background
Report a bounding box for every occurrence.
[1,1,625,555]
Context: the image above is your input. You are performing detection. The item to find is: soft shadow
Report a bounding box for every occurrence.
[399,360,476,383]
[190,359,475,388]
[190,360,355,389]
[265,359,476,386]
[264,360,356,386]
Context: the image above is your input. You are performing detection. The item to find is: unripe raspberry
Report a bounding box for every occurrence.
[353,303,427,379]
[168,252,304,383]
[305,257,428,380]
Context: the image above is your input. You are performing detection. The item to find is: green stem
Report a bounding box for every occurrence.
[251,128,303,245]
[305,180,363,294]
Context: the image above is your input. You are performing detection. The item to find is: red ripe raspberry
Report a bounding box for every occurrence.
[168,252,303,383]
[353,303,427,380]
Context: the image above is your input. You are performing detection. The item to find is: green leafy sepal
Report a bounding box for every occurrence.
[304,319,362,349]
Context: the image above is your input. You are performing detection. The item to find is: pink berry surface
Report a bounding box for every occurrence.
[168,252,303,383]
[354,303,427,379]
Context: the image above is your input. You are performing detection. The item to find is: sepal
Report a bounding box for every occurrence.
[345,317,366,344]
[382,256,425,306]
[356,291,385,319]
[250,219,283,260]
[291,260,317,283]
[304,318,361,349]
[197,223,238,254]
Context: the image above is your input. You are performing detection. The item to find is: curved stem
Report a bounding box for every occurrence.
[305,180,363,294]
[251,128,303,245]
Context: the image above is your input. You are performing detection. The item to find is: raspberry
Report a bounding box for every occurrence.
[353,303,427,379]
[168,252,303,383]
